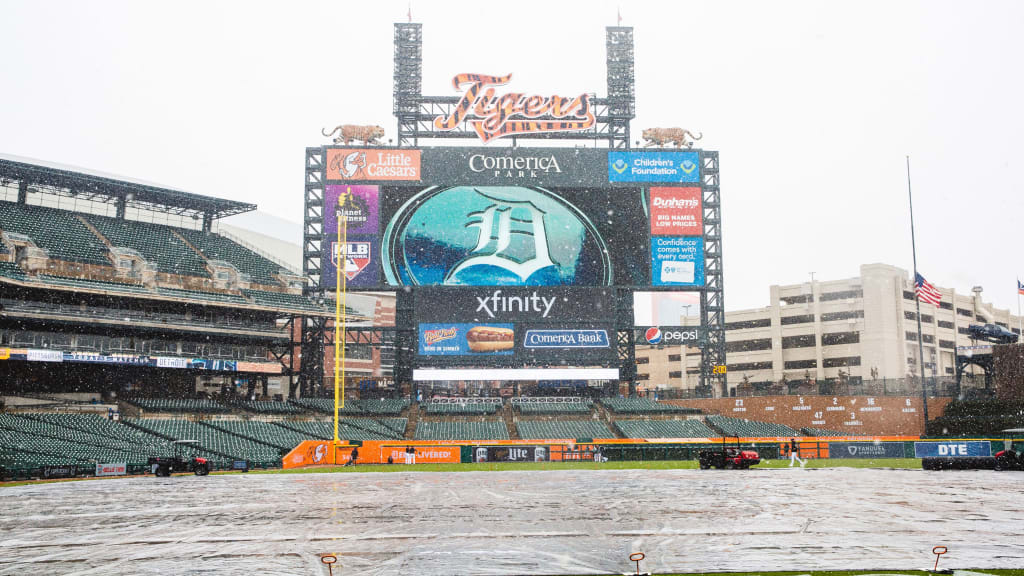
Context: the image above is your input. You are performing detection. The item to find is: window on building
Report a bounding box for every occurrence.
[904,311,917,321]
[956,308,973,317]
[820,310,864,322]
[725,318,771,330]
[782,334,816,349]
[938,320,954,330]
[781,314,814,325]
[945,367,954,375]
[996,322,1008,328]
[669,371,682,379]
[905,331,918,342]
[823,356,861,368]
[728,361,773,371]
[686,369,701,375]
[939,340,955,349]
[921,314,934,324]
[976,315,987,322]
[635,357,650,365]
[780,294,813,305]
[922,334,935,344]
[822,331,859,346]
[820,289,863,301]
[668,354,681,362]
[957,327,969,335]
[939,301,953,310]
[725,338,772,352]
[903,290,915,300]
[784,359,817,370]
[1014,328,1022,335]
[635,373,650,381]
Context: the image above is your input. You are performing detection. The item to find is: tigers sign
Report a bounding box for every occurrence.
[433,73,596,143]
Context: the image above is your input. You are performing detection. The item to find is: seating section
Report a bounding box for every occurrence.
[0,413,172,468]
[424,400,501,415]
[415,421,509,441]
[273,418,407,441]
[706,415,800,437]
[37,274,150,293]
[0,202,110,265]
[125,397,229,413]
[156,287,248,305]
[86,216,210,277]
[601,398,700,414]
[0,260,28,281]
[176,228,285,285]
[236,401,304,415]
[202,420,312,450]
[802,427,865,437]
[243,289,323,312]
[516,420,613,440]
[615,419,717,439]
[126,418,281,466]
[291,398,409,416]
[512,397,593,414]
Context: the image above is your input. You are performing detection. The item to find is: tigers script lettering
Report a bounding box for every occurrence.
[433,73,596,143]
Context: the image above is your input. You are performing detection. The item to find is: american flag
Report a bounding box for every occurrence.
[915,273,942,306]
[1018,279,1024,296]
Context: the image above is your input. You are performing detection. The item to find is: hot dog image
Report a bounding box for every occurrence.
[466,326,515,352]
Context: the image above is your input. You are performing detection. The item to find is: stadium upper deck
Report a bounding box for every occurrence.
[0,156,365,399]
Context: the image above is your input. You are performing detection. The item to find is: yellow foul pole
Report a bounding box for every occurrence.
[334,188,351,445]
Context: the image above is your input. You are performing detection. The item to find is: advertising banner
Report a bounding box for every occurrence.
[381,445,461,464]
[42,465,76,478]
[64,352,149,366]
[96,462,127,476]
[473,446,550,462]
[27,349,64,363]
[189,359,238,371]
[649,187,702,236]
[608,151,700,183]
[324,185,379,235]
[651,237,704,286]
[322,235,380,288]
[639,326,703,346]
[155,356,189,369]
[523,329,610,350]
[828,442,905,459]
[0,348,10,360]
[325,149,421,182]
[914,441,992,458]
[419,323,515,356]
[414,287,614,323]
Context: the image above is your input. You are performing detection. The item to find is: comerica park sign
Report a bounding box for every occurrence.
[433,73,596,143]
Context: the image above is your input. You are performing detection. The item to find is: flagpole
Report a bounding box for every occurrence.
[1018,280,1021,335]
[907,156,930,429]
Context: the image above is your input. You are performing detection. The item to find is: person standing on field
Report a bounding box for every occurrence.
[789,438,806,467]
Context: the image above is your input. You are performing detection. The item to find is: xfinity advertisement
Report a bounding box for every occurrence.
[414,287,614,323]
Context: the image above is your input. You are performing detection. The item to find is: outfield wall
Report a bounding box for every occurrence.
[666,395,952,436]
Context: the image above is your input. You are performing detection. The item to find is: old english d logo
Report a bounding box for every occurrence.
[333,241,372,280]
[383,186,612,286]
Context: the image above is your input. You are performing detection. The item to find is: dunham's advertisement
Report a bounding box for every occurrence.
[649,187,702,236]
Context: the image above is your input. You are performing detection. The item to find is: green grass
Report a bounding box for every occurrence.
[647,571,1024,576]
[254,458,923,475]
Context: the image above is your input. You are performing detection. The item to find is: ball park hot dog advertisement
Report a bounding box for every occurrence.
[419,323,516,356]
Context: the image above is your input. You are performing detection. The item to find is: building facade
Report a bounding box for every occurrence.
[636,263,1021,397]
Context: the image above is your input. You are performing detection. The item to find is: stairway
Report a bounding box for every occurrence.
[405,402,419,440]
[503,402,518,440]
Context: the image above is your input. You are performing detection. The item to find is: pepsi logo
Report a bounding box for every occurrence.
[645,327,662,344]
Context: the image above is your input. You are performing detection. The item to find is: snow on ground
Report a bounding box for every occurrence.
[1,467,1022,575]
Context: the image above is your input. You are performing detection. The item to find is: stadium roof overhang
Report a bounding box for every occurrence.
[0,154,256,220]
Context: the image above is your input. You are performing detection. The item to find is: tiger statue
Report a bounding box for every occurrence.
[642,127,703,149]
[321,124,385,145]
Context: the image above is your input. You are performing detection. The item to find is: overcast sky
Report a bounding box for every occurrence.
[2,1,1022,312]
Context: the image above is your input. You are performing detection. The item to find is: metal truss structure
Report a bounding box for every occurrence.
[699,152,727,396]
[393,23,635,149]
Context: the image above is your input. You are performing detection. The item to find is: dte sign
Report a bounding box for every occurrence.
[914,441,991,458]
